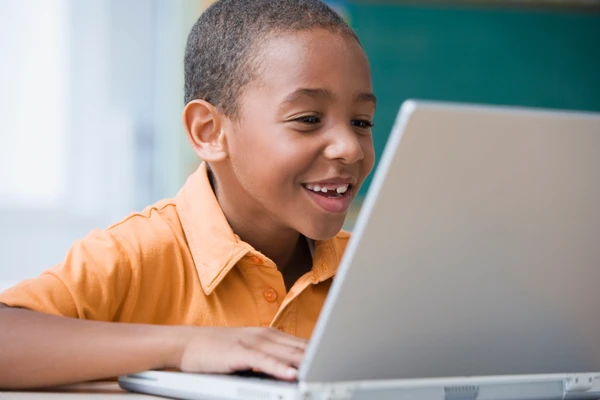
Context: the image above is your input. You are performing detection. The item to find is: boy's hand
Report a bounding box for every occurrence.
[0,308,306,389]
[173,327,307,381]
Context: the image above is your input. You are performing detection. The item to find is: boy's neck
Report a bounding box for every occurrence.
[228,217,313,289]
[281,235,313,290]
[239,222,303,271]
[210,168,312,276]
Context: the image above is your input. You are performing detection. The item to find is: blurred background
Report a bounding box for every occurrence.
[0,0,599,290]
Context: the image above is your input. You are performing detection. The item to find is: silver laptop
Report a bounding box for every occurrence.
[119,100,600,400]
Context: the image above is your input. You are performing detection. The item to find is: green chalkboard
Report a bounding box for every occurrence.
[348,3,600,195]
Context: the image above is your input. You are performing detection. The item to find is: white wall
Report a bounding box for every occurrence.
[0,0,72,290]
[0,0,199,291]
[0,0,68,207]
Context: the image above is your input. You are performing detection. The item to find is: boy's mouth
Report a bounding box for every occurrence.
[303,183,350,199]
[301,182,354,214]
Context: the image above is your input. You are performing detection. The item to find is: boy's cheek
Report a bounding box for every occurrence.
[363,146,376,174]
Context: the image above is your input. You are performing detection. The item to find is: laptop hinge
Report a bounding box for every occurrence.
[563,375,597,393]
[444,385,479,400]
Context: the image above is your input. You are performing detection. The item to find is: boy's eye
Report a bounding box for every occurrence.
[294,115,321,125]
[351,119,374,129]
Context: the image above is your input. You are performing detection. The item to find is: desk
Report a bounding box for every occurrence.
[0,382,154,399]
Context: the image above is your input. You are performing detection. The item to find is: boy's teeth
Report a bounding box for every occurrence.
[305,183,350,194]
[336,184,349,194]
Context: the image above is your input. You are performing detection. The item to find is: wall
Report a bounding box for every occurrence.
[0,0,201,290]
[349,2,600,195]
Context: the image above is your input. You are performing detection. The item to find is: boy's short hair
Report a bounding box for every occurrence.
[184,0,359,118]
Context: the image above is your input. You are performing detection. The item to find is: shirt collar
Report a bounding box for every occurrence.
[176,162,349,295]
[176,163,252,295]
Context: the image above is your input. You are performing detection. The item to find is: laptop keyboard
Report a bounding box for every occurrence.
[231,370,297,383]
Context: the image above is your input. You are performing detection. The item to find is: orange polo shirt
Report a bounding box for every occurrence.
[0,163,350,339]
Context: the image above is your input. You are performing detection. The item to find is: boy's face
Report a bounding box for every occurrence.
[222,29,375,240]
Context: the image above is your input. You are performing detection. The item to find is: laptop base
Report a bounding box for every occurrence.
[119,371,600,400]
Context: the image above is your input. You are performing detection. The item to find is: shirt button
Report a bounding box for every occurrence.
[263,288,277,302]
[250,255,263,265]
[321,262,329,272]
[311,272,319,284]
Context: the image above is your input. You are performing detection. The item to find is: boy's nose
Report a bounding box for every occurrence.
[323,125,365,165]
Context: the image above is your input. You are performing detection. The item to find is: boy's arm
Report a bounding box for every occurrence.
[0,303,305,389]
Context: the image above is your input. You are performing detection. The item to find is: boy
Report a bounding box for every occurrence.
[0,0,376,389]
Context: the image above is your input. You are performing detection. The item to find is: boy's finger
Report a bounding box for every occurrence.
[241,348,298,381]
[265,329,308,349]
[248,338,305,367]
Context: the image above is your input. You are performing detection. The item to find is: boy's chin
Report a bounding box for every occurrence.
[301,218,346,241]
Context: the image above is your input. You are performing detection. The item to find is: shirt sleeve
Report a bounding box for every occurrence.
[0,229,132,321]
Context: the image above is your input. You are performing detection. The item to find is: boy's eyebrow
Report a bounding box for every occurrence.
[281,88,377,107]
[281,88,333,104]
[356,92,377,107]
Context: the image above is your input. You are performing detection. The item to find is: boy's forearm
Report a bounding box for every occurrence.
[0,305,181,389]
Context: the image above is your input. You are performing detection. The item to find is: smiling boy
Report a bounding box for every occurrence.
[0,0,376,389]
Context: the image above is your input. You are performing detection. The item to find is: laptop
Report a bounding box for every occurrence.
[119,100,600,400]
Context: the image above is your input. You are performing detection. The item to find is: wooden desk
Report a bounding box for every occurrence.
[0,382,155,399]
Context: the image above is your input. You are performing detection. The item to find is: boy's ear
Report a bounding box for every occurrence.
[182,100,228,162]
